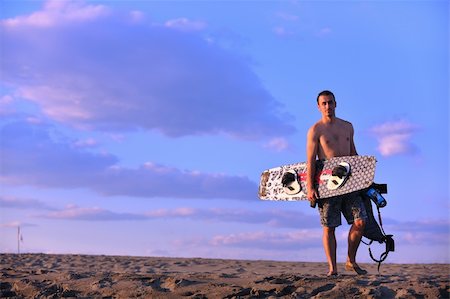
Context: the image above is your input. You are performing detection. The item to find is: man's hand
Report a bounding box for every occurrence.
[307,188,318,208]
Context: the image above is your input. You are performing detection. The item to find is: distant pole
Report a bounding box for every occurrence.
[17,226,20,254]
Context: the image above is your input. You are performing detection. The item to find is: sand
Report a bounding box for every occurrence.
[0,253,448,298]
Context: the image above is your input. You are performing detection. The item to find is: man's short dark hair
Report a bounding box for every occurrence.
[317,90,335,103]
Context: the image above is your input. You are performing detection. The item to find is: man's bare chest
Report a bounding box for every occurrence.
[319,130,350,146]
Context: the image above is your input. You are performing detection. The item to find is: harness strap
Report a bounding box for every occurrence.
[361,239,373,246]
[377,206,386,235]
[369,247,390,272]
[365,205,394,273]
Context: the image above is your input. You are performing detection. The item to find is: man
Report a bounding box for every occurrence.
[306,90,368,276]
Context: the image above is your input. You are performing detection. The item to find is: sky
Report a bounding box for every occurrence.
[0,0,448,264]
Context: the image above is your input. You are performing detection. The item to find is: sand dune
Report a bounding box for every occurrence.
[1,253,448,298]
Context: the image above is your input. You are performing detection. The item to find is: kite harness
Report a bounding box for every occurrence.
[361,183,395,272]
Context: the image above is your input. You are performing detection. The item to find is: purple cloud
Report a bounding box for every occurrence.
[149,207,320,229]
[390,219,449,234]
[1,119,256,200]
[93,163,257,200]
[389,219,449,247]
[1,0,295,140]
[27,200,450,250]
[210,230,320,250]
[1,120,117,188]
[39,204,318,228]
[208,218,450,250]
[0,221,37,228]
[0,195,55,211]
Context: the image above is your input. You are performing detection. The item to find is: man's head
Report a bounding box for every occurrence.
[316,90,335,104]
[317,90,336,118]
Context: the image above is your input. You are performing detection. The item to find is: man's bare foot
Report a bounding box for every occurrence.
[327,271,339,277]
[345,262,367,275]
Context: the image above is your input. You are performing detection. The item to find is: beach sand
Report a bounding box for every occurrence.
[1,253,448,298]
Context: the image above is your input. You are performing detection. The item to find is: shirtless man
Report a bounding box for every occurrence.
[306,90,368,276]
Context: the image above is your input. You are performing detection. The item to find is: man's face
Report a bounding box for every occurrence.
[317,95,336,117]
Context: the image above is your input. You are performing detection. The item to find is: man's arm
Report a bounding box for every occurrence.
[306,126,319,206]
[349,123,358,156]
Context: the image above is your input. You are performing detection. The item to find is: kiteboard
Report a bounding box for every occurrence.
[258,155,376,202]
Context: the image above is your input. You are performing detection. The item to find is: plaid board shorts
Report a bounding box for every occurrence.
[317,193,368,227]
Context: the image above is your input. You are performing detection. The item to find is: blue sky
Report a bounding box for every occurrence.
[0,0,448,263]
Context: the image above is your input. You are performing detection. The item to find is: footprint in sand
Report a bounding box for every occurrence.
[310,283,336,296]
[161,277,198,291]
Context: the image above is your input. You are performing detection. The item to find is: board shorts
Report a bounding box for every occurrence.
[317,193,368,228]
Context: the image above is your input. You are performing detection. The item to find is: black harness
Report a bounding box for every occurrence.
[361,184,395,272]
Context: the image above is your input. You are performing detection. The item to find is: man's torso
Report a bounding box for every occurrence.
[314,118,353,159]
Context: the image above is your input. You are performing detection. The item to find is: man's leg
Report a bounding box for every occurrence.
[347,218,365,263]
[323,226,337,275]
[318,197,341,275]
[342,194,368,275]
[346,218,367,274]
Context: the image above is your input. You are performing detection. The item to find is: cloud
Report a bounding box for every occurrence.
[0,195,55,211]
[210,230,321,250]
[275,12,299,22]
[317,27,332,37]
[73,137,98,148]
[1,0,295,140]
[43,204,148,221]
[370,119,419,156]
[1,0,110,27]
[204,216,449,251]
[0,95,16,116]
[96,164,256,200]
[129,10,145,23]
[272,11,299,38]
[0,119,257,200]
[263,137,290,152]
[0,119,117,188]
[272,26,294,37]
[390,219,449,234]
[0,221,37,228]
[40,203,318,229]
[389,219,450,245]
[365,218,449,246]
[164,18,207,32]
[25,199,450,252]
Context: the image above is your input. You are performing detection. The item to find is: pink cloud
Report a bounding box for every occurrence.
[164,18,207,32]
[272,26,294,37]
[43,205,147,221]
[73,138,98,148]
[129,10,145,23]
[145,208,197,218]
[263,137,290,152]
[317,27,332,37]
[1,0,109,28]
[275,12,299,22]
[370,119,419,156]
[0,221,37,228]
